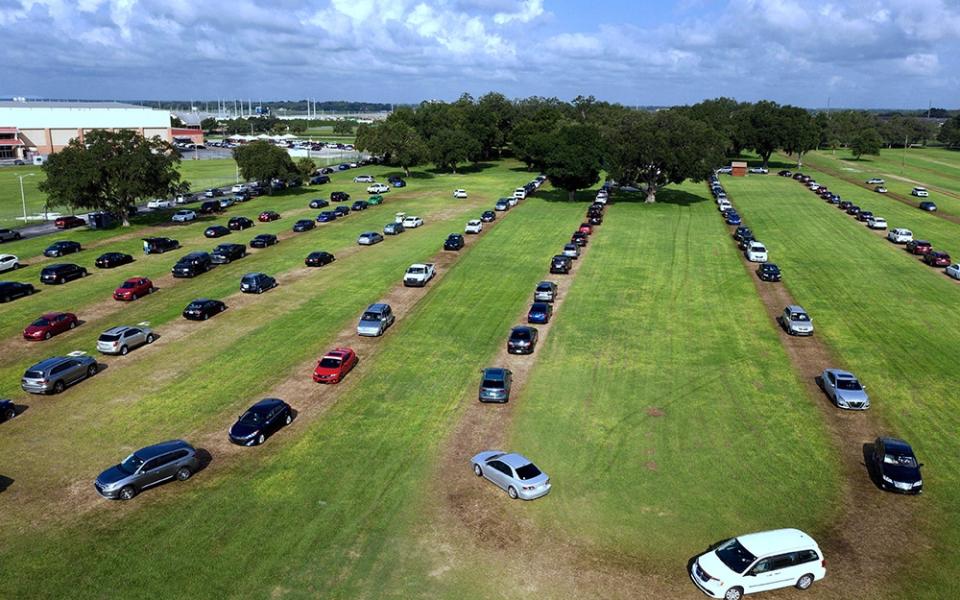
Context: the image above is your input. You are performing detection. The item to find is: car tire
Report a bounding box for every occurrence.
[176,467,192,481]
[723,587,743,600]
[120,345,129,356]
[131,293,137,301]
[69,321,76,330]
[256,433,266,445]
[52,380,65,394]
[796,574,814,590]
[203,313,209,320]
[119,485,136,501]
[146,334,155,344]
[44,331,52,340]
[87,364,98,377]
[508,486,519,499]
[3,407,16,421]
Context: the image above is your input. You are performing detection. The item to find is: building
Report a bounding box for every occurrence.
[0,100,178,158]
[731,161,748,177]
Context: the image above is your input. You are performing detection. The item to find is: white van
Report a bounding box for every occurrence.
[690,529,826,599]
[513,188,526,200]
[911,187,929,198]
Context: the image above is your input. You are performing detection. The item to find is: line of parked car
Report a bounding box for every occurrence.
[779,170,958,280]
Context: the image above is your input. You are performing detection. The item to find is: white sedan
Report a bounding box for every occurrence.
[946,263,960,280]
[453,189,468,199]
[147,199,173,209]
[0,254,20,273]
[745,241,768,262]
[367,183,390,194]
[172,210,197,223]
[231,184,247,193]
[887,228,913,243]
[866,216,887,230]
[465,219,483,234]
[401,216,424,228]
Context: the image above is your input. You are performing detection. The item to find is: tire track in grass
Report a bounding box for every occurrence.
[723,186,927,599]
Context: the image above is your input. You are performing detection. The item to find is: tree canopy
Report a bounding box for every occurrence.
[543,123,603,201]
[232,141,297,187]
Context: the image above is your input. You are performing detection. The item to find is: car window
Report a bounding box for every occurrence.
[126,329,141,337]
[515,463,541,480]
[142,457,163,471]
[488,460,510,475]
[794,549,819,565]
[770,554,795,570]
[750,558,773,574]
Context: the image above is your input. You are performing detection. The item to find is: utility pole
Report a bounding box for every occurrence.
[16,172,35,222]
[902,135,908,173]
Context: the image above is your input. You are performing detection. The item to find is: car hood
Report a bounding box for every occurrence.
[229,422,260,439]
[836,389,869,404]
[23,325,47,335]
[97,465,131,486]
[696,551,738,582]
[882,463,921,484]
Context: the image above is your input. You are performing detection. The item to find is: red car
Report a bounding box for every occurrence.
[55,215,86,229]
[23,312,78,341]
[259,211,281,222]
[923,251,951,267]
[907,240,933,255]
[113,277,155,301]
[312,347,358,384]
[578,223,593,235]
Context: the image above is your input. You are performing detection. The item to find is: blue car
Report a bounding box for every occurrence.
[725,213,742,225]
[317,211,337,223]
[527,302,553,324]
[391,179,406,188]
[337,163,351,171]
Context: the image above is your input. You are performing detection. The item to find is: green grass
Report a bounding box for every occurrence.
[0,192,587,598]
[723,173,960,598]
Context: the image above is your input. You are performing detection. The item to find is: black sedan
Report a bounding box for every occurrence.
[309,198,330,209]
[588,215,602,226]
[0,281,35,303]
[182,298,227,321]
[211,243,247,264]
[240,272,277,294]
[305,251,335,267]
[480,211,496,223]
[293,219,315,232]
[351,200,369,211]
[330,191,350,202]
[1,398,16,422]
[250,234,278,248]
[733,226,752,242]
[229,398,293,446]
[507,326,539,355]
[756,263,782,282]
[873,437,923,494]
[444,234,465,251]
[333,206,350,217]
[204,225,231,238]
[228,216,255,231]
[43,241,82,257]
[571,232,588,247]
[95,252,134,269]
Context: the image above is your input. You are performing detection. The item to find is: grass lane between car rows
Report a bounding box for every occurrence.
[0,191,587,598]
[723,173,960,598]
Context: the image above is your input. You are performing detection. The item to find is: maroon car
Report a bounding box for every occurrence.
[259,211,281,222]
[55,215,86,229]
[923,251,951,267]
[907,240,933,255]
[113,277,154,301]
[23,312,78,341]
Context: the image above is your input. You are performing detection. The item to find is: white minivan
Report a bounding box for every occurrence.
[887,228,913,244]
[690,529,826,600]
[513,188,526,200]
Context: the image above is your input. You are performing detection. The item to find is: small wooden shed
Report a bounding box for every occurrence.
[731,161,747,177]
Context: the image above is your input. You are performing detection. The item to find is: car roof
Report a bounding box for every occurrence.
[30,356,72,370]
[785,305,806,313]
[829,369,856,379]
[511,326,536,334]
[483,367,508,379]
[737,529,818,557]
[135,439,192,460]
[367,303,390,312]
[191,298,212,303]
[537,281,556,288]
[499,453,533,469]
[324,347,353,358]
[249,398,284,412]
[879,437,913,453]
[103,325,137,335]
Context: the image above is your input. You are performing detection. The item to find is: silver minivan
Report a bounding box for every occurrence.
[356,303,395,337]
[95,440,199,500]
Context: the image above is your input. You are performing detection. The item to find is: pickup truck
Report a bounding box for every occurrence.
[403,263,436,287]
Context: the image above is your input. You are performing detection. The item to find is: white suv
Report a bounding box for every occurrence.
[690,529,826,599]
[453,189,468,199]
[866,216,887,230]
[887,228,913,243]
[513,188,526,200]
[911,187,929,197]
[745,241,768,262]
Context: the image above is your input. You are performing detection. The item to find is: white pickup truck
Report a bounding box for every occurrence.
[403,263,436,287]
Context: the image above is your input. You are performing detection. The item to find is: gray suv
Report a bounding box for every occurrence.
[356,303,395,336]
[21,355,99,394]
[95,439,199,500]
[777,305,814,336]
[479,368,513,403]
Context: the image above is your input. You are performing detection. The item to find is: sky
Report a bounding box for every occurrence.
[1,0,958,108]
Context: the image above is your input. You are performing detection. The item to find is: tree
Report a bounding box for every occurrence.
[604,110,726,203]
[296,157,317,180]
[543,123,603,201]
[850,127,883,159]
[743,101,783,168]
[200,117,219,132]
[39,130,182,227]
[510,120,554,171]
[332,120,356,135]
[428,129,478,173]
[288,120,307,135]
[356,119,429,176]
[171,115,186,128]
[938,115,960,147]
[779,106,820,167]
[232,141,297,189]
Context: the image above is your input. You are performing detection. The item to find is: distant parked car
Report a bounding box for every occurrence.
[471,451,551,500]
[333,206,351,217]
[748,167,768,174]
[204,188,224,198]
[358,231,384,246]
[453,189,468,199]
[918,201,937,212]
[383,222,404,235]
[250,233,278,248]
[182,298,226,320]
[534,281,557,302]
[866,216,887,230]
[258,211,281,223]
[55,215,86,229]
[745,241,768,262]
[305,251,335,267]
[819,368,870,410]
[309,175,330,185]
[480,211,496,223]
[367,183,390,194]
[229,398,293,446]
[887,228,913,243]
[0,254,19,273]
[478,367,512,403]
[94,440,198,500]
[367,194,384,205]
[317,211,337,223]
[351,200,369,211]
[402,215,423,228]
[0,228,23,243]
[562,243,580,259]
[777,305,813,336]
[550,255,572,274]
[228,216,254,231]
[906,240,933,255]
[211,243,246,264]
[507,326,538,354]
[330,191,350,202]
[527,302,553,324]
[40,263,87,285]
[1,399,16,422]
[465,219,483,234]
[172,252,212,278]
[733,227,752,242]
[845,205,861,216]
[874,186,888,194]
[571,232,588,247]
[23,312,78,341]
[218,197,235,209]
[293,219,315,232]
[946,263,960,280]
[443,233,464,251]
[866,177,885,184]
[0,281,35,302]
[199,200,223,214]
[309,198,330,209]
[312,347,358,384]
[911,187,929,198]
[756,263,781,282]
[44,241,82,258]
[204,225,230,238]
[21,354,98,395]
[172,210,196,223]
[96,325,155,355]
[778,170,792,177]
[354,174,375,183]
[240,272,277,294]
[923,251,951,267]
[142,237,179,254]
[494,199,510,211]
[113,277,154,301]
[873,437,923,494]
[725,213,742,225]
[356,303,395,337]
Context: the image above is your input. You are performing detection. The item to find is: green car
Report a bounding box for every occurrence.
[367,195,384,205]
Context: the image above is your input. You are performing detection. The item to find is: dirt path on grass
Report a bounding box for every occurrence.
[812,152,960,201]
[725,189,929,599]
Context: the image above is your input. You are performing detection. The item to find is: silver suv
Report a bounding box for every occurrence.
[95,440,199,500]
[97,325,155,355]
[357,303,395,336]
[21,355,99,394]
[777,305,814,336]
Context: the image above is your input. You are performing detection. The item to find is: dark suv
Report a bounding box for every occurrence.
[21,355,99,394]
[142,237,180,254]
[199,200,224,214]
[172,252,213,278]
[240,272,277,294]
[40,263,87,285]
[95,440,199,500]
[43,241,82,257]
[330,191,350,202]
[550,255,572,274]
[0,281,35,302]
[211,243,247,264]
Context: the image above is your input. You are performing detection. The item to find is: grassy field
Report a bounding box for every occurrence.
[723,172,960,597]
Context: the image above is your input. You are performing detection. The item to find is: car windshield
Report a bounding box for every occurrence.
[837,378,862,391]
[239,411,262,425]
[715,538,757,574]
[119,453,144,474]
[362,312,382,321]
[31,318,51,326]
[883,453,918,468]
[515,463,542,480]
[188,302,204,310]
[790,313,810,322]
[121,281,137,288]
[537,284,552,292]
[408,267,424,274]
[319,357,342,368]
[482,379,504,389]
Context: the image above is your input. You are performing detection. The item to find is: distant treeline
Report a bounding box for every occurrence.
[137,100,392,112]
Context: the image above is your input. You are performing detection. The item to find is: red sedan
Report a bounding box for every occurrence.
[23,312,78,341]
[259,211,281,222]
[312,348,358,384]
[578,223,593,235]
[923,251,951,267]
[113,277,155,301]
[55,215,86,229]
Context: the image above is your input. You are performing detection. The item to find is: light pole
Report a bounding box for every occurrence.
[16,173,35,223]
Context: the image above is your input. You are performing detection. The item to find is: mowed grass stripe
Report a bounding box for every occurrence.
[0,195,585,599]
[724,174,960,598]
[508,185,840,567]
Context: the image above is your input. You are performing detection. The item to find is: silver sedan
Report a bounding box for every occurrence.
[819,368,870,410]
[96,325,156,355]
[471,450,551,500]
